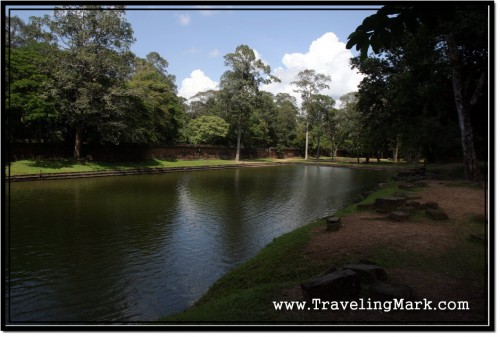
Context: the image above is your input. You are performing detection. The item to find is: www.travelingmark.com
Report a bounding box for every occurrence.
[273,298,470,313]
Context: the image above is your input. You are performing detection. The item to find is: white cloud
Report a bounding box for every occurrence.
[261,32,364,108]
[177,14,191,26]
[252,48,269,67]
[179,69,219,100]
[208,48,220,57]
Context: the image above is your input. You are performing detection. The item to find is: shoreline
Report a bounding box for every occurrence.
[162,176,486,323]
[6,159,418,182]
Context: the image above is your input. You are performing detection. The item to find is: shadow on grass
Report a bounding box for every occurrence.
[26,158,168,170]
[27,158,80,169]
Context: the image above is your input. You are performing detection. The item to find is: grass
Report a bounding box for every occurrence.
[6,158,250,176]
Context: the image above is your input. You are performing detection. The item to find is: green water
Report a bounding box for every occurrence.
[6,165,393,323]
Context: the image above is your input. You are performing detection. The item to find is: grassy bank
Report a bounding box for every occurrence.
[6,158,266,176]
[163,178,486,323]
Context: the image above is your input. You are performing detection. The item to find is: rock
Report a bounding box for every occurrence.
[414,181,428,187]
[358,259,378,265]
[398,183,415,190]
[394,192,422,201]
[357,204,372,211]
[389,211,410,221]
[301,269,360,302]
[321,266,338,275]
[342,264,388,283]
[423,201,439,209]
[407,201,421,208]
[361,191,374,198]
[369,281,413,300]
[373,197,407,213]
[426,208,449,220]
[326,217,341,231]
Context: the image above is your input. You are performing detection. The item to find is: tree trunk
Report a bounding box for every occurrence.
[394,137,399,163]
[447,34,482,181]
[73,127,83,159]
[235,121,241,162]
[304,121,309,160]
[316,131,321,161]
[331,138,335,162]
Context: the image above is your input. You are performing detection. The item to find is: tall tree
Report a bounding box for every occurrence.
[346,4,488,180]
[306,94,336,160]
[48,5,135,158]
[220,45,279,161]
[273,93,299,154]
[125,52,185,144]
[291,69,331,160]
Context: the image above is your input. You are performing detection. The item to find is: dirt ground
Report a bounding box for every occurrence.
[280,180,488,324]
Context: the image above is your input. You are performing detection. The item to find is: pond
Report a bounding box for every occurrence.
[6,165,394,323]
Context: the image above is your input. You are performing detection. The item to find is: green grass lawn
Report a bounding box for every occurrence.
[6,158,250,176]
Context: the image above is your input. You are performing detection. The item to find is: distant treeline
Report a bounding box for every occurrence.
[6,5,488,169]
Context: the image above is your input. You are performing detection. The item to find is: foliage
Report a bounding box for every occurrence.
[124,53,185,144]
[346,4,489,179]
[184,115,229,145]
[219,45,280,160]
[7,42,61,141]
[291,69,331,159]
[47,6,136,157]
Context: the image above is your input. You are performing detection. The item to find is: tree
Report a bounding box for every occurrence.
[8,42,60,142]
[125,52,185,144]
[291,69,331,160]
[346,4,489,180]
[220,45,279,161]
[184,115,229,145]
[306,94,335,160]
[185,90,221,118]
[7,15,60,142]
[273,93,299,154]
[47,5,135,158]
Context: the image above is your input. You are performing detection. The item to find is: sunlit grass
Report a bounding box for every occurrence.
[7,158,244,176]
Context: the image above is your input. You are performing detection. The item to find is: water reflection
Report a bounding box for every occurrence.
[8,165,393,322]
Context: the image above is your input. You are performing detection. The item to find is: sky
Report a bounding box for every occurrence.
[8,5,379,106]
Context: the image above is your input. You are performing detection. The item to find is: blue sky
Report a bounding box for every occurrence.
[8,5,378,104]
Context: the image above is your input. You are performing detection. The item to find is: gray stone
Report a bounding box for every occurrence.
[407,201,421,208]
[361,191,374,198]
[426,208,449,220]
[301,269,360,302]
[369,281,413,300]
[342,264,388,283]
[398,183,415,190]
[327,217,341,224]
[326,217,341,231]
[389,211,410,221]
[423,201,439,209]
[373,197,407,213]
